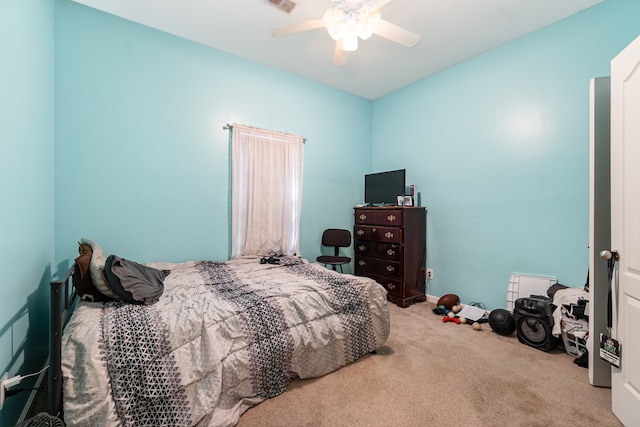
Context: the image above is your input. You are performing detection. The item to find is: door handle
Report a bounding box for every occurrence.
[599,249,619,329]
[599,250,619,261]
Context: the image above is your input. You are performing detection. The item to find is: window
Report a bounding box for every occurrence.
[230,124,304,257]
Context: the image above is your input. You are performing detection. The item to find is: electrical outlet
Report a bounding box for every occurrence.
[1,372,8,410]
[427,268,433,280]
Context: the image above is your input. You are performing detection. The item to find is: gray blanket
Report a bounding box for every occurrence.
[104,255,168,304]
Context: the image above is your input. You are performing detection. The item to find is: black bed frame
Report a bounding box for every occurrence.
[48,264,78,417]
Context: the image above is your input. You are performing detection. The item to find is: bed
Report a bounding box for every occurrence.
[49,240,390,427]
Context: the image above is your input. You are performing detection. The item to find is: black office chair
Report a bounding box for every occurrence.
[316,229,352,273]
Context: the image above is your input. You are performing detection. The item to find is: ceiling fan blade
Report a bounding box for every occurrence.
[332,40,348,67]
[374,19,421,48]
[271,19,325,37]
[375,0,394,8]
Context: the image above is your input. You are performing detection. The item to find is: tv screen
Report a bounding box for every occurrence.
[364,169,406,205]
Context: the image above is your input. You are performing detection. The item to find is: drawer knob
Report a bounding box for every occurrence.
[359,214,367,221]
[387,249,395,256]
[359,260,366,266]
[357,230,364,236]
[385,232,394,239]
[386,265,395,272]
[387,215,396,222]
[387,283,396,289]
[359,245,366,251]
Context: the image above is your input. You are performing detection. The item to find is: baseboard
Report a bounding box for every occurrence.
[426,294,439,305]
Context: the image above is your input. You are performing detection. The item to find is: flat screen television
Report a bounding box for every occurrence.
[364,169,406,205]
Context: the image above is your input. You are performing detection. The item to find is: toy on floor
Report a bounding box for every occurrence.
[433,297,490,330]
[437,293,460,310]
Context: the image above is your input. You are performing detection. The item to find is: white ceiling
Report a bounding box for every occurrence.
[71,0,604,100]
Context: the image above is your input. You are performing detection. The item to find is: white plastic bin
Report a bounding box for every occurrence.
[506,273,557,311]
[561,320,588,357]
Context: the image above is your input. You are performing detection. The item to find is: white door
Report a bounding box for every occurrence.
[610,35,640,426]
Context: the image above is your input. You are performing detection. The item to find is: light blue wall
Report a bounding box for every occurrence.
[54,0,372,267]
[1,1,638,421]
[372,0,640,309]
[0,0,55,424]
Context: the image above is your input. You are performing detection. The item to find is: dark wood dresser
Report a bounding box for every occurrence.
[353,206,427,307]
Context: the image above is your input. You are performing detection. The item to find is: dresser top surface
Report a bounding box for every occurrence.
[354,206,426,210]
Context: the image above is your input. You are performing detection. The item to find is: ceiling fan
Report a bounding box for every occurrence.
[270,0,421,66]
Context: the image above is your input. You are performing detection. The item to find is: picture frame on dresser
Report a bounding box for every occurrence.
[396,195,414,207]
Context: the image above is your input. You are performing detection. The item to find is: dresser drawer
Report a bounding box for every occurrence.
[354,241,402,262]
[354,225,403,244]
[355,209,403,226]
[355,256,402,279]
[359,272,403,298]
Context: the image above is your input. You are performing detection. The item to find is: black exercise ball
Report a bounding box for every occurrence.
[489,309,516,336]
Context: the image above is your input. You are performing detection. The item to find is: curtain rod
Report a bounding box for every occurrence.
[224,123,307,143]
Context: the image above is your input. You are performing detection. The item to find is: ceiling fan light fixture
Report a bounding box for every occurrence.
[324,8,346,40]
[357,9,380,40]
[363,1,378,12]
[324,1,381,49]
[342,31,358,51]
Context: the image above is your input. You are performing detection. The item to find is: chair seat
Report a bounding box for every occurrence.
[317,255,351,265]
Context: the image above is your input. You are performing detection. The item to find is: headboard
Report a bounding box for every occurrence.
[48,264,77,417]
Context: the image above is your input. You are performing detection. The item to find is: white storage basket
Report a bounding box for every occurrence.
[506,273,557,311]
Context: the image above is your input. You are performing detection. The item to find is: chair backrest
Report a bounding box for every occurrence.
[322,229,351,248]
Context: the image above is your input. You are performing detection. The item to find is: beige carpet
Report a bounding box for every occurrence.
[236,301,622,427]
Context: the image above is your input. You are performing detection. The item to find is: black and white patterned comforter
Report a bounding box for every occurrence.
[61,256,390,427]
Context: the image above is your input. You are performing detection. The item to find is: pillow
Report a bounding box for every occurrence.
[80,238,120,299]
[73,243,113,302]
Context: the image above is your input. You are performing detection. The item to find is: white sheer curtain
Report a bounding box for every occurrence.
[230,124,304,258]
